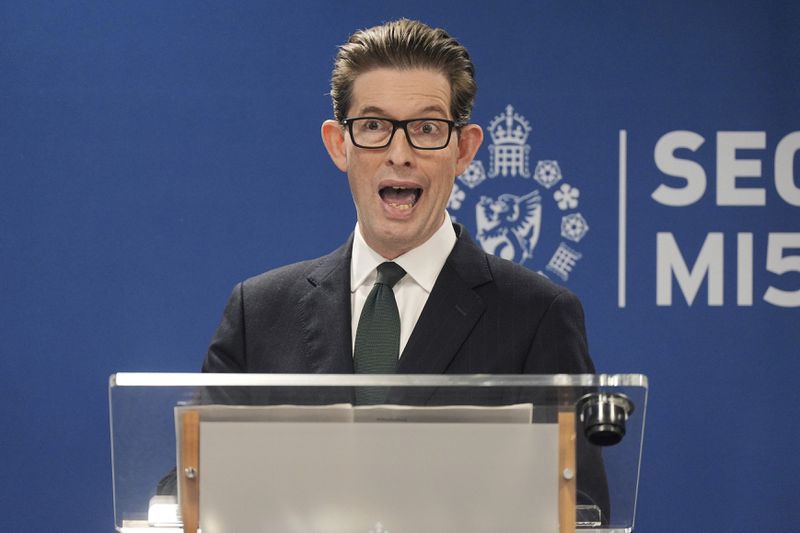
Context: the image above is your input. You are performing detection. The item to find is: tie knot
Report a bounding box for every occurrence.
[375,262,406,288]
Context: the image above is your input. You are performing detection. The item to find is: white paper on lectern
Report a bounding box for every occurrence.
[353,402,533,423]
[188,404,557,533]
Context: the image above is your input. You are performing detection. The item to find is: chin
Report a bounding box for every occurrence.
[373,228,418,256]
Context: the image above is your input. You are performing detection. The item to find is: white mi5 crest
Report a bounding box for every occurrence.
[452,104,590,282]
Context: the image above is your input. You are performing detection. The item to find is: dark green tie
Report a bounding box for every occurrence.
[353,261,406,404]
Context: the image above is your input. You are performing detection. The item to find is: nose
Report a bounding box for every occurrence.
[385,127,415,167]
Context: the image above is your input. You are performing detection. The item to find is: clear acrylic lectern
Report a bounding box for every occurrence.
[109,373,647,533]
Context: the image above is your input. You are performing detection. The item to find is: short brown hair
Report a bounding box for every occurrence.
[330,19,477,124]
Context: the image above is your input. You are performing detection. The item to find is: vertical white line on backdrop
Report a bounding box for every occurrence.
[618,130,627,308]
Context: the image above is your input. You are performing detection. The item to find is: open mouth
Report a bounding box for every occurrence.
[379,186,422,210]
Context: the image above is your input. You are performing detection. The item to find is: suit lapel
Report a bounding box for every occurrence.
[295,226,492,405]
[298,236,355,374]
[396,226,492,374]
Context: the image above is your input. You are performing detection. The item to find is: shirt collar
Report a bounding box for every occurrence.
[351,213,457,293]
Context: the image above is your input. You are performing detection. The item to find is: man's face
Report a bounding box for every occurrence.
[322,68,482,259]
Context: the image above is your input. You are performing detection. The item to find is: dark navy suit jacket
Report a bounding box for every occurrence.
[203,224,594,377]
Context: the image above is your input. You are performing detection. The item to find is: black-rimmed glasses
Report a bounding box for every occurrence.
[342,117,462,150]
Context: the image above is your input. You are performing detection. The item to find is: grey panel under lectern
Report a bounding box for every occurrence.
[200,421,558,533]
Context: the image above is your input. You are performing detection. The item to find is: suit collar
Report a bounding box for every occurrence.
[443,223,493,288]
[305,223,487,289]
[306,234,354,288]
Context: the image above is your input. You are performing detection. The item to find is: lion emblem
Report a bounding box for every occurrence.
[475,190,542,263]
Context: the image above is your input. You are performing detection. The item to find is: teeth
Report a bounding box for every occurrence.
[381,186,420,210]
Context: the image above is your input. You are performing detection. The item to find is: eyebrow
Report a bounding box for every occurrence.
[356,105,450,118]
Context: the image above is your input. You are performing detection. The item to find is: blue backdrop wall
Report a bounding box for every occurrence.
[2,1,798,531]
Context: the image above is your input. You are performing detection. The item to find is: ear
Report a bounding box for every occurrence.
[321,120,348,172]
[454,124,483,176]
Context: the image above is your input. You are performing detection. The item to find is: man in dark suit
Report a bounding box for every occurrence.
[199,18,606,516]
[203,18,594,379]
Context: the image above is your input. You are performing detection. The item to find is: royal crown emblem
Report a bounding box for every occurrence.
[488,105,532,178]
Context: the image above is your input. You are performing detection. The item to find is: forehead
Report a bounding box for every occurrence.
[349,68,452,118]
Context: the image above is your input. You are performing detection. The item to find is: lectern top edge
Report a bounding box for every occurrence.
[111,372,648,388]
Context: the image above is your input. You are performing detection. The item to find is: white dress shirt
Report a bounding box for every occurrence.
[350,213,457,357]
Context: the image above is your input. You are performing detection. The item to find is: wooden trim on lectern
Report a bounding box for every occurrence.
[558,411,577,533]
[179,410,200,533]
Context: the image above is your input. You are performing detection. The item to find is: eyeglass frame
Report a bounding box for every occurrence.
[341,116,465,150]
